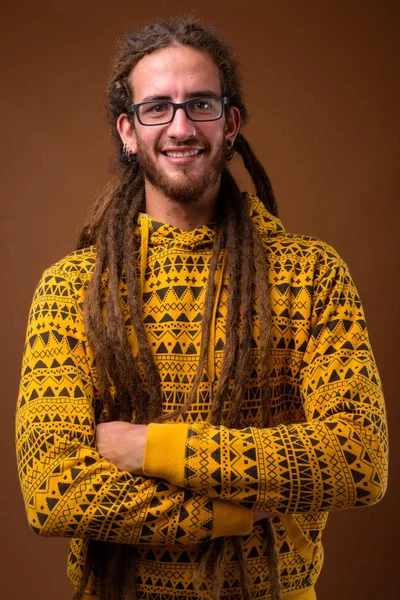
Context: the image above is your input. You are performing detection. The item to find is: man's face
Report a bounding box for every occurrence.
[122,45,238,204]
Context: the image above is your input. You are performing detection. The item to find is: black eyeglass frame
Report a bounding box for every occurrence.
[126,96,230,126]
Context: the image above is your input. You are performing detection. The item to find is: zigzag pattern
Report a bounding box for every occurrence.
[16,194,388,598]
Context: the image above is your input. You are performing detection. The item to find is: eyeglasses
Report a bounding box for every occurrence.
[127,96,229,126]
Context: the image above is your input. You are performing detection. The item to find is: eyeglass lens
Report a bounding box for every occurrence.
[138,97,222,124]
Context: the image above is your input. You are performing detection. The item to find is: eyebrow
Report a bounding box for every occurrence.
[140,90,220,103]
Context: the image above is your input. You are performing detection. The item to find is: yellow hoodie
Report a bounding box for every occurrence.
[16,193,388,599]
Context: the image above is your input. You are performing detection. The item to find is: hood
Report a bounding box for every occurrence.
[137,192,285,253]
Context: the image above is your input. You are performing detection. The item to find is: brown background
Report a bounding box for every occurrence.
[1,1,399,598]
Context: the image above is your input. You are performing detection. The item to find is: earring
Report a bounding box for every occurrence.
[123,143,133,163]
[226,139,235,161]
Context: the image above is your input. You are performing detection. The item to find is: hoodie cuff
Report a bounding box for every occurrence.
[212,500,253,538]
[143,423,253,539]
[143,423,188,487]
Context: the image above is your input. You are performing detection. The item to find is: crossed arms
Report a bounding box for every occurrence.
[16,254,389,548]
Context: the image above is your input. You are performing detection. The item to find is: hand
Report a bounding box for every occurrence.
[96,421,148,474]
[253,510,279,523]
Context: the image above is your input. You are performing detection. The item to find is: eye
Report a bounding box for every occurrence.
[141,102,169,115]
[193,100,211,110]
[150,103,168,113]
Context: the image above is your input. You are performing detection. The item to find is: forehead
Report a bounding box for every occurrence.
[129,45,222,102]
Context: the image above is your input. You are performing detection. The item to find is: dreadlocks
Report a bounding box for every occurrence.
[74,15,282,600]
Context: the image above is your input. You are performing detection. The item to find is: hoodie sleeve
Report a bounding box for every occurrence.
[143,254,389,514]
[16,266,252,545]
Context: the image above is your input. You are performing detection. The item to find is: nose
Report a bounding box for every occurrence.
[166,107,195,140]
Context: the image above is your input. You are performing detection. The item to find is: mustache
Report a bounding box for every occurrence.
[159,140,211,151]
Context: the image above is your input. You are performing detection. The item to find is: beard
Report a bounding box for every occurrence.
[134,136,227,205]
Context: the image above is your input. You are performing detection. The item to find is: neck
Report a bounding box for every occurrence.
[143,179,220,231]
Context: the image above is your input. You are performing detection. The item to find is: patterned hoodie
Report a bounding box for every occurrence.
[16,193,388,600]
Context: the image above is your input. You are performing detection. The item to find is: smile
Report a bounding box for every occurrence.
[163,149,204,158]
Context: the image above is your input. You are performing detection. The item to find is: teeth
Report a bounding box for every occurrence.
[164,149,201,158]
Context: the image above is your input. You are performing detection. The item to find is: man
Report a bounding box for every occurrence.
[16,17,388,600]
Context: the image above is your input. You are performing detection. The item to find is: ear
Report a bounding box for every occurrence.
[116,113,138,154]
[224,106,241,146]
